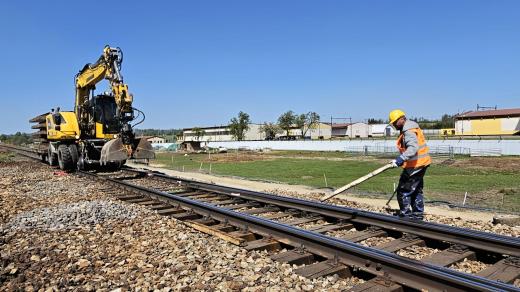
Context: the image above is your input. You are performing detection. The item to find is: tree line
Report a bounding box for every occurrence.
[225,111,321,141]
[0,132,33,145]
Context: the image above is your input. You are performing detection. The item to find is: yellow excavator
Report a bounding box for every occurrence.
[30,45,154,171]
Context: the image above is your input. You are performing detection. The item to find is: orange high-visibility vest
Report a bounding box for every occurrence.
[397,128,431,169]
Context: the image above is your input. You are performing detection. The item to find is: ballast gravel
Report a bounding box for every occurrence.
[265,188,520,237]
[1,159,364,291]
[4,200,143,231]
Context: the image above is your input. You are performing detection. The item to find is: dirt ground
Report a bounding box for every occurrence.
[128,161,504,223]
[446,156,520,172]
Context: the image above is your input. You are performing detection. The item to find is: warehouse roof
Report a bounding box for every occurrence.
[332,123,351,128]
[456,108,520,119]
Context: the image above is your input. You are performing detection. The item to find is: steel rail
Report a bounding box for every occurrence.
[124,168,520,257]
[0,144,43,160]
[79,170,519,292]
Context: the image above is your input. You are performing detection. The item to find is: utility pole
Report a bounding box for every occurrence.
[349,117,353,138]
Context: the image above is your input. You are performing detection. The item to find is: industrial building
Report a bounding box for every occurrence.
[304,122,332,139]
[144,136,166,144]
[369,124,397,137]
[332,123,393,138]
[180,124,264,142]
[455,108,520,136]
[180,123,333,142]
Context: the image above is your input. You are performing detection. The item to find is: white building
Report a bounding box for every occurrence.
[369,124,397,137]
[307,122,332,140]
[331,123,350,137]
[146,136,166,144]
[181,124,264,142]
[347,123,370,138]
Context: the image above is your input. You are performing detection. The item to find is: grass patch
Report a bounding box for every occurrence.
[155,152,520,211]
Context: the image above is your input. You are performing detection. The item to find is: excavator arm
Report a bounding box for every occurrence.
[74,46,154,164]
[75,46,132,125]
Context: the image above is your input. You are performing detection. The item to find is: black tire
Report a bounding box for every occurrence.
[68,144,79,170]
[48,147,58,166]
[58,144,74,171]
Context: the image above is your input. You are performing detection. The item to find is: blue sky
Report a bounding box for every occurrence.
[1,1,519,133]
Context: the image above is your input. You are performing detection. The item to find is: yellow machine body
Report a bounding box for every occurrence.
[45,112,80,140]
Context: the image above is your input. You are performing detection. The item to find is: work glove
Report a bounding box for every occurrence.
[390,156,404,168]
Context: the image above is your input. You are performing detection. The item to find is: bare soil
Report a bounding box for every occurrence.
[447,157,520,172]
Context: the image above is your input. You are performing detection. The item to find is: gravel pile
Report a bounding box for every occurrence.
[396,245,440,260]
[125,177,183,192]
[3,200,143,231]
[326,228,358,238]
[425,214,520,237]
[297,220,328,230]
[359,236,394,247]
[0,161,108,224]
[449,258,488,274]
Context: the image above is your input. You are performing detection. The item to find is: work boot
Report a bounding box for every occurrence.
[412,212,424,221]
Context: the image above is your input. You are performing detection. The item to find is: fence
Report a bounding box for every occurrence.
[344,145,474,159]
[203,139,518,155]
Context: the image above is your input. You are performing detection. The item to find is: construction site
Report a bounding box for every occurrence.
[1,2,520,292]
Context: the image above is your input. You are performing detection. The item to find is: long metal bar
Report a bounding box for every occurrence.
[80,170,518,292]
[125,168,520,257]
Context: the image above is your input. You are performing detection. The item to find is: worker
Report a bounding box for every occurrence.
[388,109,431,220]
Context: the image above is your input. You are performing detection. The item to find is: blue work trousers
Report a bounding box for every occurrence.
[396,166,428,220]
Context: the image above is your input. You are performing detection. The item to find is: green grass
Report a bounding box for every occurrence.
[155,152,520,211]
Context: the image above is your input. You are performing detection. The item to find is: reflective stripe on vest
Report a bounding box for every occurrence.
[397,128,431,168]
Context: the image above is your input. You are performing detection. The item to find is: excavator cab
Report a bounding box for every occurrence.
[90,94,154,165]
[93,95,120,135]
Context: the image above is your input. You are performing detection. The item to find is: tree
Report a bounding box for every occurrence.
[437,114,455,129]
[367,118,385,124]
[192,127,205,141]
[259,122,282,140]
[229,111,251,141]
[277,111,296,137]
[296,112,320,138]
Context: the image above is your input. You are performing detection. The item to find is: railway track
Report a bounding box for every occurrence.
[2,144,520,291]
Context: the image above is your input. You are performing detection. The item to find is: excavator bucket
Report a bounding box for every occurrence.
[100,138,129,164]
[132,138,155,159]
[100,138,155,165]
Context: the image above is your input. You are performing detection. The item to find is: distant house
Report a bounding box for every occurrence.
[306,122,332,140]
[369,124,396,137]
[455,108,520,136]
[331,123,350,138]
[146,136,166,144]
[331,123,370,138]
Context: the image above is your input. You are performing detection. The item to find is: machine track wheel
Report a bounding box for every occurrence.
[48,146,58,166]
[58,144,74,171]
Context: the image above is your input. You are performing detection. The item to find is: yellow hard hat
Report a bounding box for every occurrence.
[389,109,405,124]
